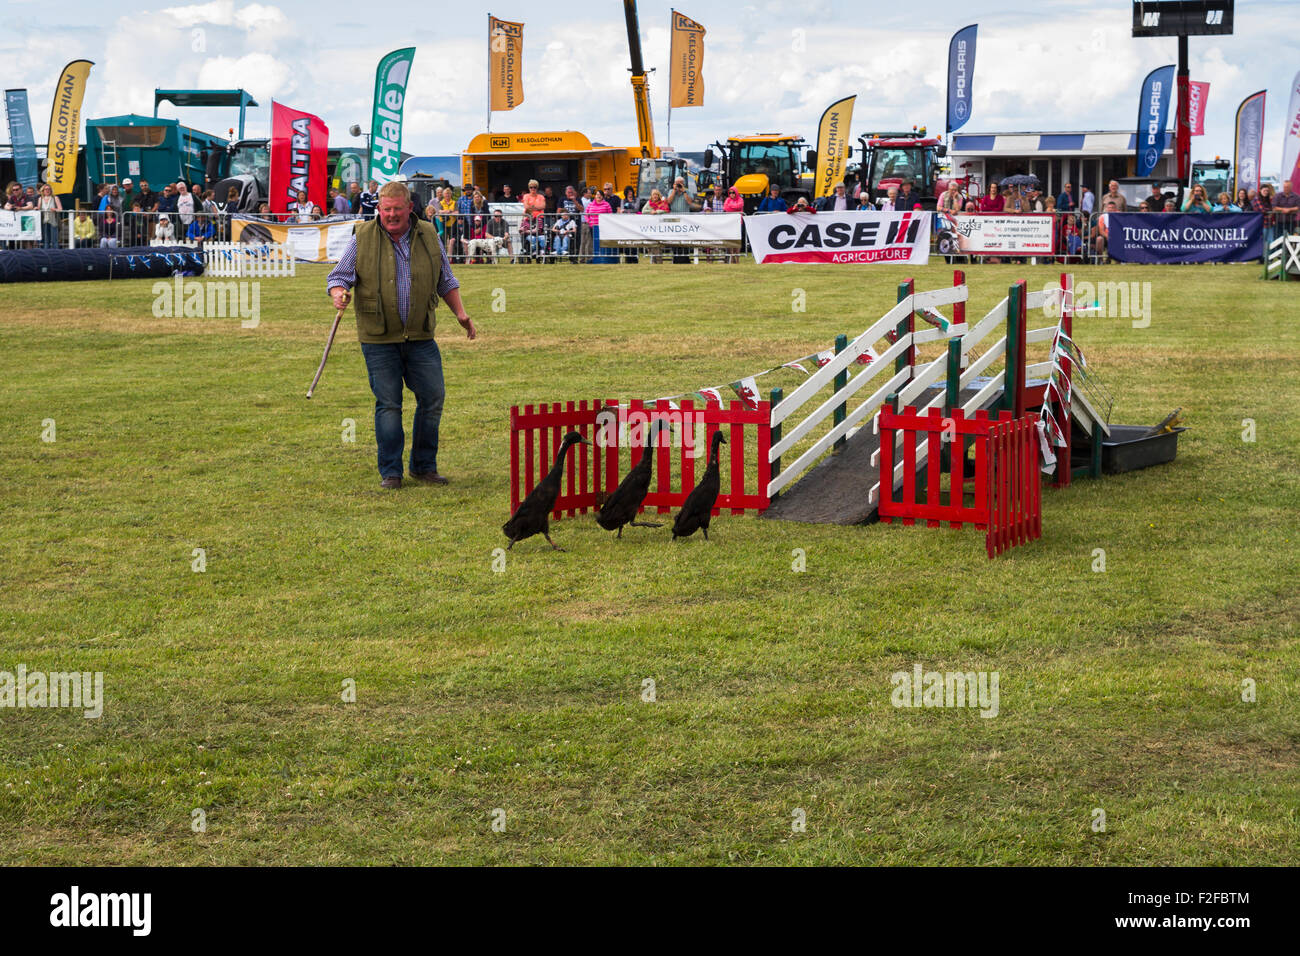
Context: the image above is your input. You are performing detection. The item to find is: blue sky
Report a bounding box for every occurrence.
[3,0,1297,175]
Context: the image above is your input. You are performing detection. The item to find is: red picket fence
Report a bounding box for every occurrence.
[877,405,1041,557]
[509,399,771,519]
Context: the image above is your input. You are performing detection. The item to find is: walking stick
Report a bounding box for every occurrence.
[306,308,344,399]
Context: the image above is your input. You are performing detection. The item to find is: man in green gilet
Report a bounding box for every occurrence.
[327,181,477,488]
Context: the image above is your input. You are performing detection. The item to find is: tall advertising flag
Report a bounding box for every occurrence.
[946,24,977,133]
[45,60,93,193]
[369,47,416,186]
[669,10,706,109]
[1282,71,1300,192]
[814,95,856,200]
[269,102,329,216]
[489,16,524,111]
[1187,80,1209,136]
[4,90,40,189]
[1135,64,1176,177]
[1233,90,1266,197]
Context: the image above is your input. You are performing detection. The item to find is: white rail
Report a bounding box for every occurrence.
[204,242,296,278]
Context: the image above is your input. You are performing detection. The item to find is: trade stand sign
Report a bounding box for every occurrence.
[1108,212,1262,263]
[744,210,931,265]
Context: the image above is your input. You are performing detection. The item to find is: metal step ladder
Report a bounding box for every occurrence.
[101,139,119,186]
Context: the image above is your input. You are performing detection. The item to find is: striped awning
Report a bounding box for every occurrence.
[950,132,1173,156]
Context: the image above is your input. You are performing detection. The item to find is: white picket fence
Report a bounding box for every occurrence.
[203,242,296,278]
[1265,233,1300,279]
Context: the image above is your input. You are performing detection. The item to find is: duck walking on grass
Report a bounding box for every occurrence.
[503,431,590,551]
[597,420,667,538]
[671,430,727,542]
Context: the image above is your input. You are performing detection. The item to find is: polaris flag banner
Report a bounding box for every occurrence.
[1108,212,1262,264]
[598,212,741,247]
[745,211,930,265]
[946,24,977,133]
[269,102,329,215]
[4,89,39,189]
[1135,64,1175,177]
[1233,90,1266,196]
[1281,71,1300,192]
[369,47,416,186]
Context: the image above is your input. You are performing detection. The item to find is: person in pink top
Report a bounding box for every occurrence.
[722,186,744,213]
[978,182,1003,213]
[585,187,614,264]
[521,179,547,221]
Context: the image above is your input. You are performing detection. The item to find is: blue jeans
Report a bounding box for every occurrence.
[360,338,445,479]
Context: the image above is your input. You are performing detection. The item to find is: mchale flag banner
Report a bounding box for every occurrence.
[1135,64,1176,177]
[269,102,329,216]
[745,210,930,265]
[1233,90,1266,197]
[1282,71,1300,191]
[4,89,40,189]
[45,60,93,193]
[1108,212,1262,264]
[946,24,977,133]
[370,47,416,186]
[669,10,705,109]
[814,95,855,199]
[1187,80,1209,136]
[489,16,524,111]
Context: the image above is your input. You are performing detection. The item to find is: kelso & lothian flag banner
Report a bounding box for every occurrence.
[669,10,706,108]
[369,48,415,186]
[814,95,855,200]
[45,60,93,193]
[269,102,329,215]
[745,210,930,265]
[489,16,524,111]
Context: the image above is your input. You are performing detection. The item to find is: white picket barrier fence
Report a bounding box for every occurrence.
[204,242,296,278]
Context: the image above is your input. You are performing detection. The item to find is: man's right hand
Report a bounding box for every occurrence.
[330,287,351,310]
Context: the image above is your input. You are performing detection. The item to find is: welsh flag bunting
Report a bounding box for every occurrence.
[855,346,879,366]
[698,387,723,404]
[782,361,809,375]
[732,377,760,410]
[815,349,835,368]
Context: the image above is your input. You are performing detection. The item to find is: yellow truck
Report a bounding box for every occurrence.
[461,131,640,200]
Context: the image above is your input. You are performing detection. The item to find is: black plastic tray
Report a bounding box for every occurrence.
[1100,425,1186,474]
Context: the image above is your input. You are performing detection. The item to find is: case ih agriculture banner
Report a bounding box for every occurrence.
[940,213,1055,255]
[1107,212,1262,264]
[269,102,329,216]
[598,212,741,246]
[369,47,416,186]
[745,211,931,264]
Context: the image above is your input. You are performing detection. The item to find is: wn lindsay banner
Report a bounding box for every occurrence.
[598,212,741,247]
[941,213,1054,254]
[269,102,329,216]
[1108,213,1262,264]
[745,210,930,265]
[369,48,416,186]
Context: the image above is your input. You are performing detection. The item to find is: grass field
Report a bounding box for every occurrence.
[1,258,1297,865]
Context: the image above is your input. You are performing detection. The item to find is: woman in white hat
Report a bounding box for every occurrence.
[154,213,175,242]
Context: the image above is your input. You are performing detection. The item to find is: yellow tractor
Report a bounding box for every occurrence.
[700,135,817,212]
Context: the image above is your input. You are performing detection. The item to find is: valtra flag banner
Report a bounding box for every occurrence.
[489,16,524,111]
[946,24,977,133]
[369,47,416,186]
[1187,80,1209,136]
[1135,64,1176,177]
[1233,90,1266,197]
[745,210,930,265]
[1282,71,1300,191]
[45,60,92,194]
[4,90,40,189]
[269,102,329,215]
[813,95,855,199]
[669,10,705,109]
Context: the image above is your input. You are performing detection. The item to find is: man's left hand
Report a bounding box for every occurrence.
[458,313,477,340]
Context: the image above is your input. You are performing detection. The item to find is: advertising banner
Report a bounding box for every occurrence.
[1187,80,1209,136]
[744,210,930,265]
[940,214,1055,254]
[269,102,329,216]
[489,16,524,111]
[1283,71,1300,191]
[1107,212,1262,264]
[669,10,706,108]
[369,48,416,186]
[45,60,93,193]
[0,209,40,241]
[1135,64,1176,177]
[946,24,978,133]
[1233,90,1266,196]
[230,216,356,262]
[813,95,855,199]
[4,89,40,188]
[598,212,741,246]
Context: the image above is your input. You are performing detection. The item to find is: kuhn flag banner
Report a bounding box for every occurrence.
[669,10,705,108]
[4,90,40,189]
[598,212,741,246]
[1187,80,1209,136]
[369,47,415,186]
[1281,71,1300,192]
[1233,90,1266,196]
[1135,64,1176,177]
[45,60,92,193]
[745,211,931,265]
[946,24,977,133]
[1108,212,1262,264]
[489,16,524,111]
[813,95,855,199]
[269,102,329,215]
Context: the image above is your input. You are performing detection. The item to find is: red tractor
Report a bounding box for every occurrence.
[856,127,968,210]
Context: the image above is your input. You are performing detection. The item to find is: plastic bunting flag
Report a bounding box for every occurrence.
[732,377,760,410]
[855,346,879,366]
[782,361,809,374]
[697,387,723,404]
